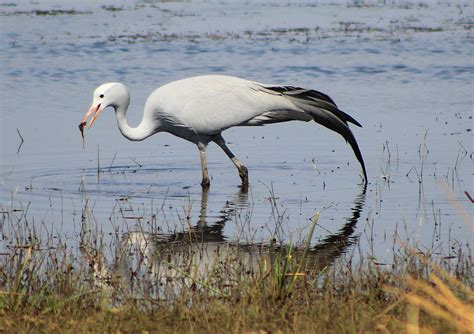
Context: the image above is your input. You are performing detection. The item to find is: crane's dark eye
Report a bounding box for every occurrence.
[99,94,104,98]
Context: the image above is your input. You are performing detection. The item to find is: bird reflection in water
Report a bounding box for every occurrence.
[106,185,366,296]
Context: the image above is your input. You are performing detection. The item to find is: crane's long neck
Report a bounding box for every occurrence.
[114,99,157,141]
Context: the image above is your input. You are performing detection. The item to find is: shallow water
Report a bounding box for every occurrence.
[1,0,473,263]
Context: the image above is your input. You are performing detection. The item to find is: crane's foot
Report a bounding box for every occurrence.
[239,166,249,186]
[201,177,210,188]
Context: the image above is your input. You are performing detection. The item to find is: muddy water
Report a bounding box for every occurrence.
[1,1,472,262]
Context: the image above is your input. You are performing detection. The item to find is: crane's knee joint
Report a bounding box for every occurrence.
[201,177,211,187]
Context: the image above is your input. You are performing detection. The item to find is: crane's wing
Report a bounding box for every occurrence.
[244,85,361,126]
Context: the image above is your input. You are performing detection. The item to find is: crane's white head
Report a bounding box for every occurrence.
[82,82,129,128]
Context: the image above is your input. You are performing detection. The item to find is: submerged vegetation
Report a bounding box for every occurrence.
[0,191,472,333]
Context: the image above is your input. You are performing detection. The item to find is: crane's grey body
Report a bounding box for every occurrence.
[84,75,367,187]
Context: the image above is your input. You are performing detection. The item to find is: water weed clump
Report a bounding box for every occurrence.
[0,200,472,333]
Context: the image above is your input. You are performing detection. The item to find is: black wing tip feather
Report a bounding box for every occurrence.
[337,108,363,127]
[264,85,367,181]
[265,85,363,128]
[308,111,368,183]
[340,126,367,183]
[265,85,337,105]
[347,135,368,184]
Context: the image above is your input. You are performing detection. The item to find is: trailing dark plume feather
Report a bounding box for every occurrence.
[264,86,368,182]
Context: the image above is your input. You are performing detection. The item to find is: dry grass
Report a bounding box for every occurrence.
[0,198,472,333]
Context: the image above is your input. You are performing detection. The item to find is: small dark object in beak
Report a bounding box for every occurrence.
[79,121,87,147]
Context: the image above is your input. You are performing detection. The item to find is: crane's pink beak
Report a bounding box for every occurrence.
[82,103,103,128]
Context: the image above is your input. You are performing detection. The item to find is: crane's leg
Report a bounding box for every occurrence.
[213,135,249,185]
[197,143,210,187]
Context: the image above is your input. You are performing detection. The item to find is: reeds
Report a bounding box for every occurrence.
[385,258,474,333]
[0,194,472,333]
